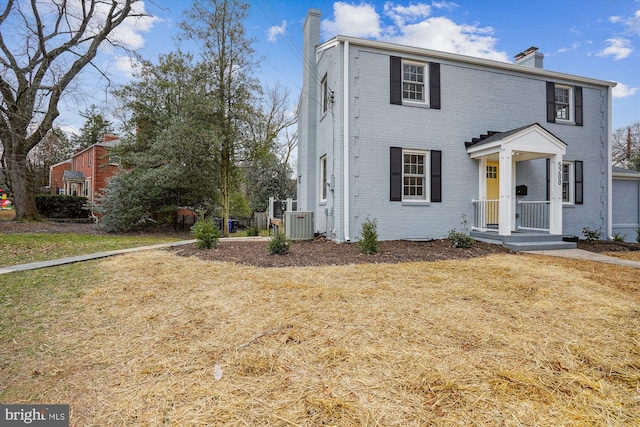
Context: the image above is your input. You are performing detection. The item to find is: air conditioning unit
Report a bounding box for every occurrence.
[283,212,314,240]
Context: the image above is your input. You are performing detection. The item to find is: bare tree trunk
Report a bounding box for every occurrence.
[5,147,39,220]
[221,139,230,238]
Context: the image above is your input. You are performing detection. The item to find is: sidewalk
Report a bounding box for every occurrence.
[524,248,640,269]
[0,236,269,275]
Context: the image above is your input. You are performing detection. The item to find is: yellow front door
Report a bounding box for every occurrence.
[486,162,499,227]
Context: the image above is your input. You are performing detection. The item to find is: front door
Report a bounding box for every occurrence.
[486,161,499,227]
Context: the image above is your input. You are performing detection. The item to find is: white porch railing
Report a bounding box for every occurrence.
[518,201,549,232]
[471,200,499,231]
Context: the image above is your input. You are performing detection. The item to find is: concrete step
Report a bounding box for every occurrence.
[503,240,577,252]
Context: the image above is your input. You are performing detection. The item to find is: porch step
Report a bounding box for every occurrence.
[470,230,577,252]
[502,240,577,252]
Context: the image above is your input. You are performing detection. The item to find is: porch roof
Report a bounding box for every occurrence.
[465,123,567,160]
[63,170,85,181]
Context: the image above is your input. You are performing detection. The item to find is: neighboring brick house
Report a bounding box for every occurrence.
[297,9,617,250]
[49,134,120,207]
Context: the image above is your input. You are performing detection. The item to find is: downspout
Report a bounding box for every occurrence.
[607,86,613,239]
[343,40,350,241]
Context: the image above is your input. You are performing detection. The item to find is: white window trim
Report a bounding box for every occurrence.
[320,155,328,203]
[555,84,574,124]
[562,161,574,204]
[402,60,428,106]
[402,149,430,202]
[321,74,328,116]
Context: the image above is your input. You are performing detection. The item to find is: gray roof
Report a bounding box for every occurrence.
[613,166,640,177]
[465,123,566,149]
[63,170,85,180]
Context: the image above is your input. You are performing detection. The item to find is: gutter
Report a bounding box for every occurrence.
[343,40,350,242]
[607,86,613,239]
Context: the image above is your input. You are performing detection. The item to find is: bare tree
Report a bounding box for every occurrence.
[612,122,640,169]
[0,0,146,220]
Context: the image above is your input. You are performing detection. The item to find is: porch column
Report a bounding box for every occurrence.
[498,148,513,236]
[478,158,487,200]
[549,154,563,235]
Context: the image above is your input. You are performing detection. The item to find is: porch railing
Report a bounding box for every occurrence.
[471,200,499,231]
[518,201,549,232]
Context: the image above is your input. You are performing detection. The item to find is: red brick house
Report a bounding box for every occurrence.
[49,134,120,208]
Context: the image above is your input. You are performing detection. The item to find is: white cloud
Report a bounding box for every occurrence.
[432,1,459,10]
[557,42,581,54]
[113,55,139,78]
[612,82,638,99]
[321,2,383,39]
[597,38,633,60]
[608,16,622,23]
[322,1,509,62]
[267,21,287,43]
[386,17,509,62]
[107,2,160,50]
[383,2,431,27]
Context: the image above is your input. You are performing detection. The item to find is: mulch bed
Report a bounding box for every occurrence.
[2,220,640,268]
[172,237,514,268]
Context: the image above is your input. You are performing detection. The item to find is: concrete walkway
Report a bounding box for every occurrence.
[0,236,269,275]
[524,248,640,269]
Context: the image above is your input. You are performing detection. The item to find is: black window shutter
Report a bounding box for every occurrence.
[431,150,442,202]
[575,160,583,204]
[390,147,402,201]
[429,62,441,110]
[546,82,556,123]
[574,86,583,126]
[546,158,550,201]
[390,56,402,105]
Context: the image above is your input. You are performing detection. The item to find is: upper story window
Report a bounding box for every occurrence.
[390,56,440,109]
[555,85,572,121]
[402,62,425,103]
[321,74,329,115]
[546,81,583,126]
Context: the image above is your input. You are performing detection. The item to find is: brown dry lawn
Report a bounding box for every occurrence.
[1,250,639,426]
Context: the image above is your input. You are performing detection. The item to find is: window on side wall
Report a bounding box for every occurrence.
[321,74,328,115]
[320,155,327,202]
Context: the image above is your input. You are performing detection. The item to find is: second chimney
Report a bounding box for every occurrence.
[514,46,544,69]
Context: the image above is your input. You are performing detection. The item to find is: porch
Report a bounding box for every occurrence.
[465,124,571,250]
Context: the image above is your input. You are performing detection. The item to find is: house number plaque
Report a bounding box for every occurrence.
[557,162,562,185]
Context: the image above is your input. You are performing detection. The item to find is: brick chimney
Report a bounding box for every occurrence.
[514,46,544,69]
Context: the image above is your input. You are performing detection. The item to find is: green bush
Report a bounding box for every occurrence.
[448,229,474,248]
[191,217,220,249]
[246,225,259,236]
[636,227,640,244]
[448,214,474,248]
[267,231,291,255]
[582,226,602,244]
[359,218,379,254]
[35,194,91,219]
[612,232,626,242]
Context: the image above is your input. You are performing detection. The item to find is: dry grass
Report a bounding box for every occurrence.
[2,251,640,426]
[603,251,640,262]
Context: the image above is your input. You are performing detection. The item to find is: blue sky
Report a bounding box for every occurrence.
[59,0,640,133]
